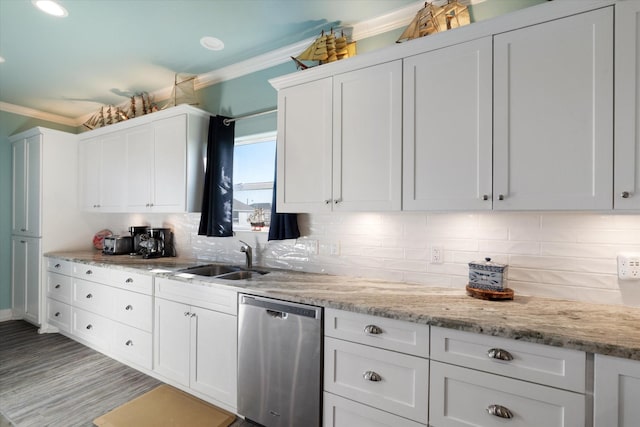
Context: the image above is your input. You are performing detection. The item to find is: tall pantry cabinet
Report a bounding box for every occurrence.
[10,127,88,330]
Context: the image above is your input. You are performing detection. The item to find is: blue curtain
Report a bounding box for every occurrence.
[268,154,300,241]
[198,115,234,237]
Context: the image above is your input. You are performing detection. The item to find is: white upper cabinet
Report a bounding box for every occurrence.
[403,37,492,211]
[493,7,614,210]
[614,1,640,209]
[276,62,402,213]
[332,61,402,211]
[12,134,41,236]
[276,78,333,212]
[79,105,208,213]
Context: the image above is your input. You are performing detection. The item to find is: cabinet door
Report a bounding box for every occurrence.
[154,298,191,387]
[276,78,333,212]
[78,137,102,210]
[12,135,41,236]
[153,114,187,211]
[190,306,237,408]
[333,61,402,211]
[493,7,613,210]
[614,1,640,209]
[11,236,41,325]
[594,355,640,427]
[125,124,154,210]
[99,132,127,211]
[403,38,492,211]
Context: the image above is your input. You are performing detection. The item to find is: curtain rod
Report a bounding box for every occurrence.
[223,108,277,126]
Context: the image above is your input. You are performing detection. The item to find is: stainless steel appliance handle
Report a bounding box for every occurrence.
[240,295,320,319]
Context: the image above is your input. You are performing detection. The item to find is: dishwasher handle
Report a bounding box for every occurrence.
[240,294,321,319]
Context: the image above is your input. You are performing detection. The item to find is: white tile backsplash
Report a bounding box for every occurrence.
[93,211,640,307]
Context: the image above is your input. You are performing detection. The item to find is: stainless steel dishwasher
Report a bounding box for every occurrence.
[238,294,322,427]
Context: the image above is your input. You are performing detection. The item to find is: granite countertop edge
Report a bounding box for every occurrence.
[45,251,640,361]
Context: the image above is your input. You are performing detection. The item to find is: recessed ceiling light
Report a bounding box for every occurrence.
[0,56,5,63]
[32,0,68,17]
[200,36,224,51]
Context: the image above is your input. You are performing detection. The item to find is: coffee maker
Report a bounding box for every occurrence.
[129,226,149,255]
[138,227,176,258]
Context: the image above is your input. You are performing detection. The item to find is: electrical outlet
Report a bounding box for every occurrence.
[430,246,444,264]
[306,239,319,255]
[329,242,340,256]
[618,253,640,280]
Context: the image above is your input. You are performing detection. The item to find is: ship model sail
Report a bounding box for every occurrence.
[292,29,356,70]
[397,0,470,43]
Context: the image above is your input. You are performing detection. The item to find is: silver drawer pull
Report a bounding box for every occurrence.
[125,340,133,346]
[86,293,93,299]
[54,263,61,268]
[85,270,93,275]
[125,278,134,284]
[86,324,93,330]
[487,348,514,361]
[125,305,133,311]
[54,312,60,317]
[621,191,631,199]
[364,324,383,335]
[55,284,61,289]
[487,404,513,419]
[363,371,382,382]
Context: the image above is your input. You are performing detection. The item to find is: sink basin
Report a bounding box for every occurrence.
[217,270,270,280]
[176,264,241,277]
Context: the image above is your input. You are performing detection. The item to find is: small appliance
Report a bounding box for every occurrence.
[139,227,176,258]
[129,226,150,255]
[102,236,133,255]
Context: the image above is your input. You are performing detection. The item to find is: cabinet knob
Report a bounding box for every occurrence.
[482,195,489,201]
[54,263,61,268]
[498,194,505,201]
[125,278,134,284]
[363,371,382,382]
[85,270,93,275]
[184,311,191,317]
[86,293,93,299]
[86,324,93,330]
[191,313,197,318]
[55,284,61,289]
[20,240,26,244]
[364,324,383,335]
[334,198,342,204]
[125,305,133,311]
[54,312,60,317]
[487,404,513,419]
[20,228,27,232]
[621,191,631,199]
[324,199,332,205]
[125,340,134,347]
[487,348,514,361]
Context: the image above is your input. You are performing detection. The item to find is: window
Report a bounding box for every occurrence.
[232,131,276,231]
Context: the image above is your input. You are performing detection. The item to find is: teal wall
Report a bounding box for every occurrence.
[0,0,544,312]
[0,112,77,310]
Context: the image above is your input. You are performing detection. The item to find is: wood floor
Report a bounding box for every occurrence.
[0,321,253,427]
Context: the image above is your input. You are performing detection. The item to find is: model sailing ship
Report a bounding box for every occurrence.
[396,0,470,43]
[292,29,356,70]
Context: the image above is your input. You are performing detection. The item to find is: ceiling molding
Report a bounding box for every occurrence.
[4,2,423,126]
[0,102,78,127]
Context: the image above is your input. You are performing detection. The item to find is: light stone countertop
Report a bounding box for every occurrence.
[47,250,640,361]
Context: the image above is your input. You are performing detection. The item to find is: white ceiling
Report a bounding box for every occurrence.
[0,0,423,122]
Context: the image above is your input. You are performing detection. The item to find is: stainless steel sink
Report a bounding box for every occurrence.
[216,270,269,280]
[176,264,241,277]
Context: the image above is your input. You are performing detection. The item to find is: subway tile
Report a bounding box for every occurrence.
[479,240,540,255]
[508,268,618,290]
[509,255,617,274]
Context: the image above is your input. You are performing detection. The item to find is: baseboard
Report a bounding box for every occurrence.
[0,309,14,322]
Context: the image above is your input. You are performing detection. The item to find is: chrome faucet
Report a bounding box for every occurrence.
[239,240,252,269]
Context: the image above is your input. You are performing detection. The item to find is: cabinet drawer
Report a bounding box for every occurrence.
[72,307,111,351]
[325,308,429,357]
[111,322,152,370]
[47,258,72,275]
[324,392,425,427]
[47,299,71,332]
[72,279,114,317]
[155,277,237,315]
[430,361,585,427]
[431,326,586,392]
[73,263,110,284]
[112,290,152,332]
[110,269,153,295]
[324,337,428,423]
[47,272,72,304]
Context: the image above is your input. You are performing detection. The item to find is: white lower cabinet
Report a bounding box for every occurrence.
[430,361,585,427]
[46,259,73,333]
[324,392,425,427]
[154,279,237,410]
[594,354,640,427]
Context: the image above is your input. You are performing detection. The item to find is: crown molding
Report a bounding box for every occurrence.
[0,102,79,127]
